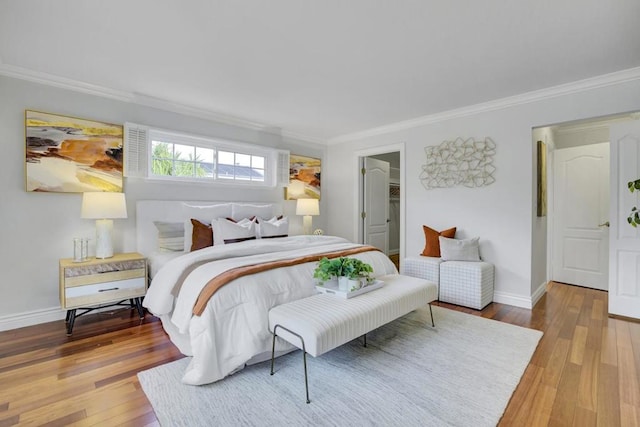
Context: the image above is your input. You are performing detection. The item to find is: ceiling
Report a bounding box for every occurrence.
[1,1,639,142]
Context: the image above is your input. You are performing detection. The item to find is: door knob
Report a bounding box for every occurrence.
[598,221,610,227]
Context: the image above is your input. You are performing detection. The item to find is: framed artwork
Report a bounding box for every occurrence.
[285,154,321,200]
[537,140,547,217]
[25,110,123,193]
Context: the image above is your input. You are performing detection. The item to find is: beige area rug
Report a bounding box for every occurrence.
[138,306,542,426]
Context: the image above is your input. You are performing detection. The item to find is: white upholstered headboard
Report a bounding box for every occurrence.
[135,200,282,257]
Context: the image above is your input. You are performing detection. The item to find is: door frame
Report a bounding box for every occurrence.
[353,143,405,263]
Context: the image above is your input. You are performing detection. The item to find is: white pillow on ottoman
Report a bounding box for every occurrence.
[438,236,481,262]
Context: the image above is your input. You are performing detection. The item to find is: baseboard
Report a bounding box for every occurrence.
[531,282,548,308]
[493,291,534,309]
[0,306,66,332]
[388,249,399,256]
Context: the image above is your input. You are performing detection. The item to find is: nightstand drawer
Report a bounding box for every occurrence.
[64,259,146,277]
[65,277,146,308]
[65,268,146,288]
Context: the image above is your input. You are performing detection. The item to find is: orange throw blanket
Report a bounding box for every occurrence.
[193,245,381,315]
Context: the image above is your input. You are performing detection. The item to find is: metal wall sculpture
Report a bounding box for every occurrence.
[420,137,496,189]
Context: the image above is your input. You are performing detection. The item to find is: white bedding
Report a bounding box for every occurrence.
[143,235,397,385]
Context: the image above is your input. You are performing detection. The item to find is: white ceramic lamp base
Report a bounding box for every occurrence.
[302,215,313,235]
[95,219,114,259]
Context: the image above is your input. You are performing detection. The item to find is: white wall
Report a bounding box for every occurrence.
[0,76,325,329]
[324,78,640,307]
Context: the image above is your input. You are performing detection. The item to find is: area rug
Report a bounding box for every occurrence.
[138,306,542,427]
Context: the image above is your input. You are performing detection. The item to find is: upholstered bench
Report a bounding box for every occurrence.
[268,274,438,403]
[439,261,494,310]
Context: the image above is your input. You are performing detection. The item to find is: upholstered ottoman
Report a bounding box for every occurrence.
[401,256,443,286]
[439,261,494,310]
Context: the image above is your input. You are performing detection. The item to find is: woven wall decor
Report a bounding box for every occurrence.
[420,137,496,189]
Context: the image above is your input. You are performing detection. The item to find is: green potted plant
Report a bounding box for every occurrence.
[313,257,373,291]
[628,178,640,227]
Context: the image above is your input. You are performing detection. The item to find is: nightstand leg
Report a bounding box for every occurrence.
[66,310,76,336]
[134,298,145,319]
[65,310,72,323]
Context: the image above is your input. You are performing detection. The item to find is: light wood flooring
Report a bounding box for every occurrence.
[1,281,639,426]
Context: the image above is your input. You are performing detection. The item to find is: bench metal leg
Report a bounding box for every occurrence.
[363,333,367,347]
[429,303,435,327]
[270,324,311,404]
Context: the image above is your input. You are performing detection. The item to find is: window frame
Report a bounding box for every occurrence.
[146,128,276,187]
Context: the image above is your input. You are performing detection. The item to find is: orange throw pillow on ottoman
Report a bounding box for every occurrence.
[421,225,456,257]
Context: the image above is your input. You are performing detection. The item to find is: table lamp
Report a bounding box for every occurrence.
[296,198,319,235]
[81,192,128,258]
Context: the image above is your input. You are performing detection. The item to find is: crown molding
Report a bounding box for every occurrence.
[281,130,327,146]
[131,91,276,133]
[552,114,635,135]
[0,63,326,146]
[328,66,640,144]
[0,63,133,102]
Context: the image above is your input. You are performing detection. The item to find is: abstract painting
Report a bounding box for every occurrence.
[25,110,123,193]
[285,154,321,200]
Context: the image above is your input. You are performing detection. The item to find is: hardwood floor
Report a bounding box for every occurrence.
[1,282,639,426]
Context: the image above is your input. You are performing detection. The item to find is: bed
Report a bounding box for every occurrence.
[137,200,398,385]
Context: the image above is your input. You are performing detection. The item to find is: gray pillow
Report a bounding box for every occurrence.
[154,221,185,251]
[438,236,481,261]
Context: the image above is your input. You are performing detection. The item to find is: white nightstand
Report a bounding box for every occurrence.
[59,252,147,335]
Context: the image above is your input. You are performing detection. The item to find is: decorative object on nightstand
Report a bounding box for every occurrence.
[59,252,147,335]
[72,237,90,262]
[296,198,319,235]
[81,192,127,259]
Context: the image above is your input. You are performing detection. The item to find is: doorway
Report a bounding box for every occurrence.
[355,144,404,269]
[364,152,400,256]
[551,142,610,290]
[538,113,637,292]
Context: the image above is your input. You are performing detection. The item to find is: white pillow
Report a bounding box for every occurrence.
[231,204,273,222]
[182,203,233,251]
[212,218,257,245]
[258,216,289,239]
[438,236,481,261]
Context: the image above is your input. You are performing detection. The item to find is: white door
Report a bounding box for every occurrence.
[363,157,389,254]
[552,143,610,290]
[609,120,640,319]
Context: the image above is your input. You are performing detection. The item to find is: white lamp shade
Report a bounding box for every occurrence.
[81,192,127,258]
[81,192,128,219]
[296,198,319,216]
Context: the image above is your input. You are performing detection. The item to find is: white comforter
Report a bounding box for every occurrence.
[143,235,398,385]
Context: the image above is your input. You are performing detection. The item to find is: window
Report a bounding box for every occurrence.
[124,123,289,187]
[217,151,265,182]
[151,140,215,178]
